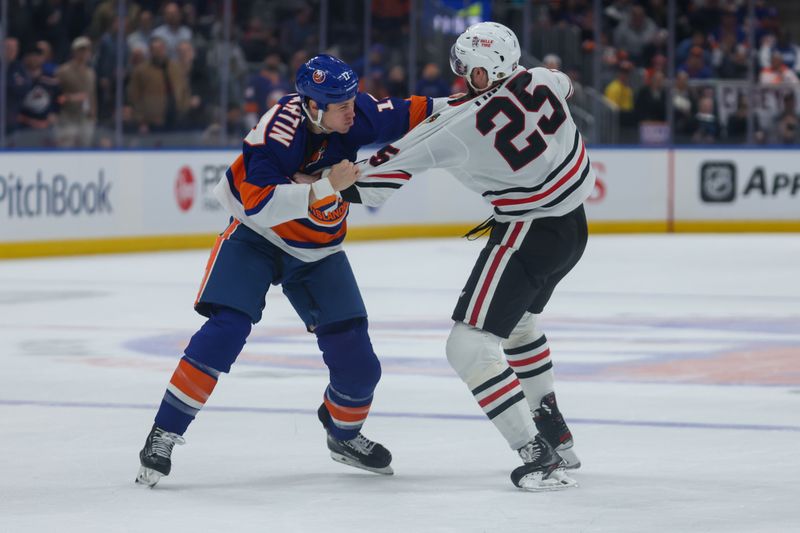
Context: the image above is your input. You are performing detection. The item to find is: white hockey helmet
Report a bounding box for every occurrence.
[449,22,521,91]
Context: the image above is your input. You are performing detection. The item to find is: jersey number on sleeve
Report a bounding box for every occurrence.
[369,144,399,166]
[475,72,566,171]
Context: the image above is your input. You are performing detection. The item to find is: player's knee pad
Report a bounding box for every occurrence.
[316,317,381,398]
[184,305,252,373]
[445,321,506,388]
[502,312,543,350]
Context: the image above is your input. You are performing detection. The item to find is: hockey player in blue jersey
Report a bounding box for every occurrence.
[136,54,437,487]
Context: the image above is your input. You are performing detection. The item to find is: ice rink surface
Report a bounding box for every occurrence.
[1,234,799,532]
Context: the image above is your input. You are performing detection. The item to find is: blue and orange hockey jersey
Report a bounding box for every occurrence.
[213,92,435,262]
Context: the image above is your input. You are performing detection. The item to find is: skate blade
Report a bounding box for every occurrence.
[135,466,163,488]
[330,452,394,475]
[555,445,581,470]
[517,468,578,492]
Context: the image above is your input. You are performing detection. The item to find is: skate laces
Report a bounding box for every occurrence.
[346,433,376,454]
[518,437,546,464]
[150,428,185,458]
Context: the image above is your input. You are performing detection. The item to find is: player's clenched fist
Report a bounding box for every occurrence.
[327,160,361,191]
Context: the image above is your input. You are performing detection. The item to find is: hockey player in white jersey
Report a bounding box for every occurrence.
[341,22,593,491]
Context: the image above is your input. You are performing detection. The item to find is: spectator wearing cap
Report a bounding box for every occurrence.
[612,5,658,66]
[152,2,192,59]
[55,36,96,147]
[759,51,800,85]
[15,43,60,146]
[127,36,190,134]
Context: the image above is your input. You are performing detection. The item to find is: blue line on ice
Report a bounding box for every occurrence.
[1,399,798,433]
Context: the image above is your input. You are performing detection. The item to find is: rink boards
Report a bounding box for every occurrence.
[0,147,799,258]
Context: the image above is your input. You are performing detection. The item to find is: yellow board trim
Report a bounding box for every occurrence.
[0,234,218,259]
[673,220,800,233]
[1,220,799,259]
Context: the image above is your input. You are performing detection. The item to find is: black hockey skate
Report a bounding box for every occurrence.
[135,424,185,487]
[511,434,577,492]
[533,392,581,470]
[317,403,393,475]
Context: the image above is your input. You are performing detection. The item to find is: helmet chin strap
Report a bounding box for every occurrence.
[302,101,332,133]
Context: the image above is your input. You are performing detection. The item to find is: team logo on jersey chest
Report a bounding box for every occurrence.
[308,140,328,165]
[312,69,326,83]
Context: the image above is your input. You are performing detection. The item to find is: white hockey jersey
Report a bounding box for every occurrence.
[350,67,595,221]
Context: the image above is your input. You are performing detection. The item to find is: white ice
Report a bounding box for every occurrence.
[1,234,799,532]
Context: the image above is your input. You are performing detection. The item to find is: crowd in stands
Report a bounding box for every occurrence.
[2,0,798,148]
[539,0,799,143]
[1,0,461,148]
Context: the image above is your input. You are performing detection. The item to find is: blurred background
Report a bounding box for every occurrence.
[1,0,798,150]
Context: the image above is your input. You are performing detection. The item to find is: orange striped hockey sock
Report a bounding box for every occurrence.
[154,356,220,435]
[322,385,372,441]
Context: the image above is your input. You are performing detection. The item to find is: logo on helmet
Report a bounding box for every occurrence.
[472,36,494,48]
[312,69,326,84]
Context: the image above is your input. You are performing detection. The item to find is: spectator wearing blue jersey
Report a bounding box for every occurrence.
[136,54,436,487]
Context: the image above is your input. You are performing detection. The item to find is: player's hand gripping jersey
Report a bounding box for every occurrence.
[213,92,434,261]
[347,67,596,221]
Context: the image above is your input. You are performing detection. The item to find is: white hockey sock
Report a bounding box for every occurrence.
[469,366,536,450]
[447,322,536,450]
[503,333,555,411]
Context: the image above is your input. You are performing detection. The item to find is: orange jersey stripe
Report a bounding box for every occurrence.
[240,182,277,212]
[310,195,337,210]
[272,219,347,245]
[324,397,371,423]
[229,153,278,212]
[194,220,240,307]
[170,359,218,403]
[230,154,246,189]
[406,95,429,130]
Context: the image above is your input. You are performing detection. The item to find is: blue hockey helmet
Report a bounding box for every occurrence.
[295,54,359,109]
